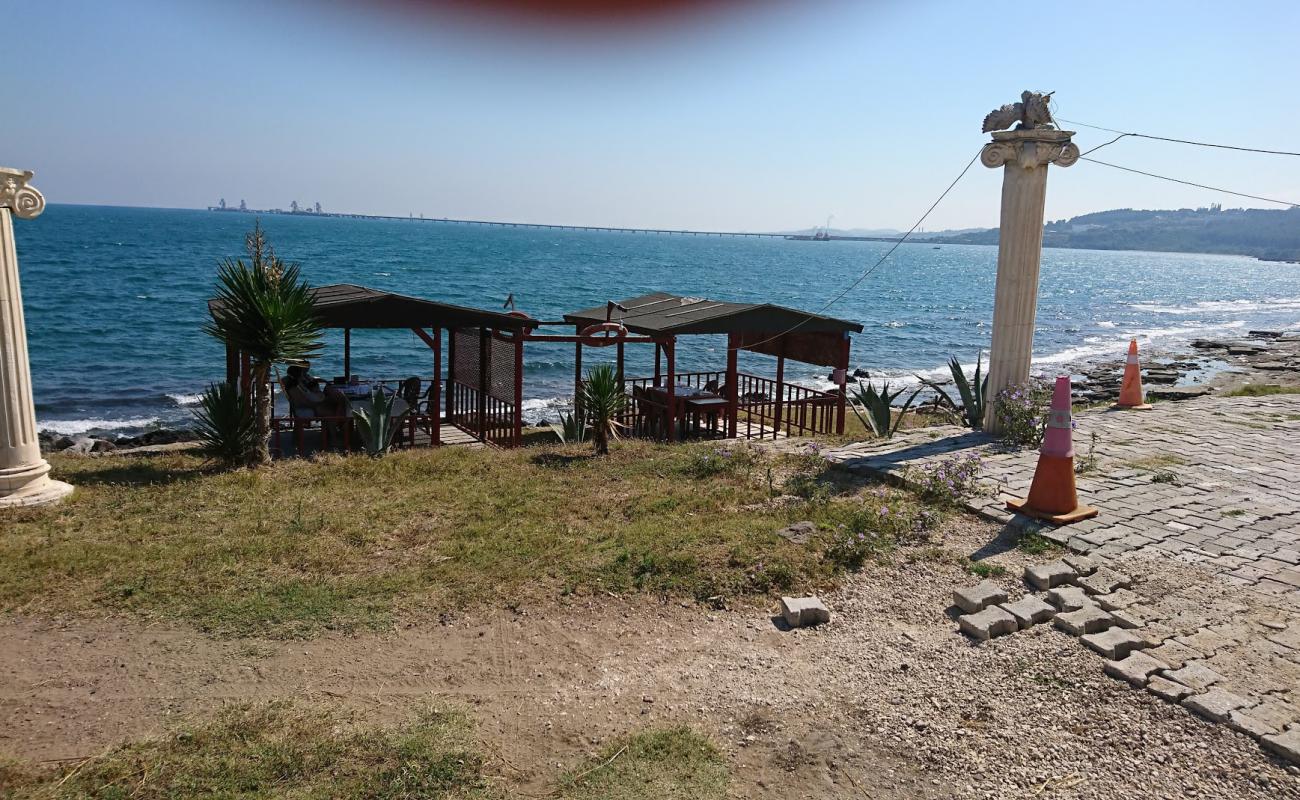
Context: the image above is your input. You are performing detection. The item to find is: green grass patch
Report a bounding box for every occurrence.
[1,442,884,637]
[0,703,494,799]
[967,560,1007,579]
[1016,532,1058,556]
[1226,383,1300,397]
[557,727,728,800]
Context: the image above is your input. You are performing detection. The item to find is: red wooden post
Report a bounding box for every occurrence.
[478,328,490,443]
[725,332,738,438]
[654,341,661,386]
[774,347,785,440]
[573,324,584,419]
[445,328,456,422]
[837,333,850,435]
[433,328,442,446]
[513,331,524,447]
[343,328,352,380]
[225,344,238,385]
[666,337,677,442]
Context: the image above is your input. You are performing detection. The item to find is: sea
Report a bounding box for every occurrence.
[15,204,1300,437]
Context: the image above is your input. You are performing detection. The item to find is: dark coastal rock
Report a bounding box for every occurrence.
[1253,361,1293,371]
[852,368,870,379]
[113,429,199,448]
[91,439,117,453]
[1191,339,1225,350]
[1248,330,1284,339]
[1147,386,1212,401]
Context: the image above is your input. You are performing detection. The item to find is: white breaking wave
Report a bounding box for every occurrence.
[167,393,203,406]
[1129,297,1300,315]
[38,417,162,435]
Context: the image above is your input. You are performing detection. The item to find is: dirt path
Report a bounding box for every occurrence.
[3,520,1297,798]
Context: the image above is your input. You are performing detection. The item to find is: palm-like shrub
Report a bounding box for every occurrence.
[849,380,921,439]
[580,364,626,455]
[352,386,404,457]
[203,223,322,465]
[192,381,259,466]
[918,353,988,430]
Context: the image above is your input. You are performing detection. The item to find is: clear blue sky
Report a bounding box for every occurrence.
[9,0,1299,231]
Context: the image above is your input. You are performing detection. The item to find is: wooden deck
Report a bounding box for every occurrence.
[273,423,487,458]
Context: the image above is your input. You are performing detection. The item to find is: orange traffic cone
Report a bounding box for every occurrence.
[1112,339,1153,410]
[1007,376,1098,524]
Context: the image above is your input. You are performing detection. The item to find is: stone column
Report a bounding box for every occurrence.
[979,129,1078,432]
[0,168,73,508]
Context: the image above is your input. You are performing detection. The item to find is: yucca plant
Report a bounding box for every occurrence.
[352,386,405,457]
[203,222,322,465]
[918,352,989,430]
[580,364,626,455]
[192,381,259,467]
[849,380,922,439]
[549,410,588,444]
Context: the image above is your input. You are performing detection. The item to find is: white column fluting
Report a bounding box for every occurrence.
[979,129,1078,433]
[0,167,73,507]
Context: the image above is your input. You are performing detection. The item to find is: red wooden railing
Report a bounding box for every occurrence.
[620,370,839,441]
[447,379,518,447]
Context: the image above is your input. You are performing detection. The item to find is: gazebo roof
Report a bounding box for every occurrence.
[208,283,536,331]
[563,292,864,336]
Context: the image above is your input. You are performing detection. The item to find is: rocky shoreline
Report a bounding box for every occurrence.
[38,427,200,456]
[37,331,1299,456]
[1067,329,1300,405]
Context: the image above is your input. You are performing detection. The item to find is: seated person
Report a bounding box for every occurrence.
[283,363,347,418]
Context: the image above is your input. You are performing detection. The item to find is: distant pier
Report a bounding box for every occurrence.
[204,206,912,243]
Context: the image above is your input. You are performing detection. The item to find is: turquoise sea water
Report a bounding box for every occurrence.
[15,205,1300,435]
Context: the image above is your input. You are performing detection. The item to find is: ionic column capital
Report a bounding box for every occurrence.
[0,167,46,220]
[981,130,1078,171]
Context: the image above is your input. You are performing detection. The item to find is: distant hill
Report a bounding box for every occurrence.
[923,206,1300,261]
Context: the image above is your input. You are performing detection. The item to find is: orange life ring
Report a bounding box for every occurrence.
[579,322,627,347]
[507,310,532,319]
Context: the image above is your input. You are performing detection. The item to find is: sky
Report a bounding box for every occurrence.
[8,0,1300,231]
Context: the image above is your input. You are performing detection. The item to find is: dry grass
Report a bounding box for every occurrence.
[0,703,493,799]
[0,441,937,638]
[0,704,728,800]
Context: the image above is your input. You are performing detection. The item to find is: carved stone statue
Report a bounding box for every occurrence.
[982,91,1055,133]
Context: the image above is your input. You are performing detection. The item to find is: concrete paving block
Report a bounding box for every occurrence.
[1109,609,1145,630]
[1062,553,1098,575]
[1094,588,1144,612]
[1105,651,1170,687]
[1228,709,1281,739]
[1262,726,1300,766]
[1024,560,1076,590]
[958,606,1018,641]
[1000,595,1057,629]
[1248,698,1300,732]
[1146,675,1193,703]
[1163,661,1224,691]
[1146,640,1204,671]
[1077,566,1133,595]
[953,580,1008,614]
[1182,687,1253,723]
[1081,627,1149,659]
[1055,605,1115,636]
[781,596,830,628]
[1046,585,1094,612]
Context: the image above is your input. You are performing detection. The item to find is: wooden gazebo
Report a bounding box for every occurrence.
[563,292,863,440]
[214,283,537,452]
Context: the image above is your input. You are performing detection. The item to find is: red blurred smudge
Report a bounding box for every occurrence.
[362,0,756,26]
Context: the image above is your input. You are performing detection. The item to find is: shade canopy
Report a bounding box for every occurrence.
[563,292,863,336]
[208,283,536,331]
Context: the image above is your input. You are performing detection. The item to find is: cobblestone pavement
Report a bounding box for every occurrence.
[815,393,1300,765]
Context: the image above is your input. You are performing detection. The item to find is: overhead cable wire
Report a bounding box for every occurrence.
[1079,156,1298,207]
[725,147,984,353]
[1060,118,1300,157]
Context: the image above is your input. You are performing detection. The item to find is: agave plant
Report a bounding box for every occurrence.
[580,364,626,455]
[918,352,989,430]
[352,386,406,457]
[192,381,260,466]
[549,409,589,444]
[203,222,322,465]
[849,380,922,439]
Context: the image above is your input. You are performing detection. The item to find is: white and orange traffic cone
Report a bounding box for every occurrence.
[1007,376,1099,524]
[1112,339,1153,410]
